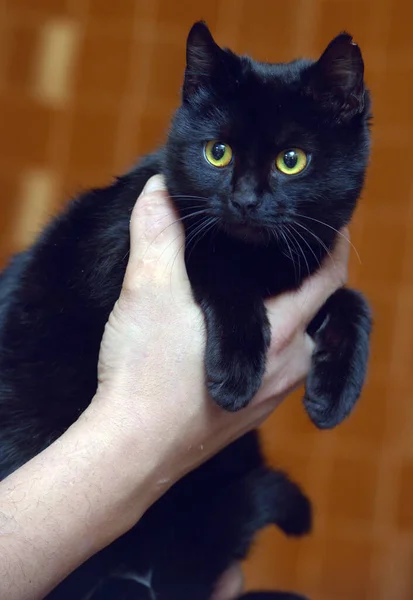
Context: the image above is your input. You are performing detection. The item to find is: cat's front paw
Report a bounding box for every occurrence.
[206,356,265,412]
[202,296,270,412]
[304,288,372,429]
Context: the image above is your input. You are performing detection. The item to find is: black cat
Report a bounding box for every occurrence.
[0,22,372,600]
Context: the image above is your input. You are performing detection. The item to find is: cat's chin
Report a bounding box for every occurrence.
[221,222,269,245]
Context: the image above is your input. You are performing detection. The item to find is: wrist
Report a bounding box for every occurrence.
[74,402,167,542]
[0,401,165,599]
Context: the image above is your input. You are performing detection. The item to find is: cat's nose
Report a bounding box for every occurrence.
[230,196,260,213]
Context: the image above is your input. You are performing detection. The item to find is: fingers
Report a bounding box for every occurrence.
[124,175,190,296]
[295,230,349,326]
[210,563,244,600]
[257,328,314,409]
[267,229,350,334]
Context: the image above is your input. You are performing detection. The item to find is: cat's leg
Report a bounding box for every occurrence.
[248,468,312,538]
[201,295,270,411]
[304,287,372,429]
[150,467,311,600]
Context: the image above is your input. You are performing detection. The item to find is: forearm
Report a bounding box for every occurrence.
[0,407,156,600]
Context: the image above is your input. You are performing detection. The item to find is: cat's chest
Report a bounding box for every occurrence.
[185,240,298,299]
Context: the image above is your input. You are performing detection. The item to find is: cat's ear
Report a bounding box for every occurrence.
[183,21,227,99]
[306,33,365,121]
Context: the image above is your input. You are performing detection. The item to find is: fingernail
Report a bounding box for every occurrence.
[142,175,166,196]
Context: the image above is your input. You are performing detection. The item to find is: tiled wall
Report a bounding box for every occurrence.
[0,1,411,599]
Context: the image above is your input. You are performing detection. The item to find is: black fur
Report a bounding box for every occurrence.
[89,581,307,600]
[0,21,372,600]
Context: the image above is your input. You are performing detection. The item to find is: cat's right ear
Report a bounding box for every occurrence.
[305,33,366,122]
[183,21,226,100]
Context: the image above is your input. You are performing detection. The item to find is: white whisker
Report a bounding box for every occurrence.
[286,224,310,279]
[278,225,299,282]
[292,220,336,270]
[295,212,361,264]
[289,223,321,270]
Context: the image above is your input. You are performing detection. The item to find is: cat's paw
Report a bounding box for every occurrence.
[304,288,372,429]
[201,295,270,412]
[206,357,265,412]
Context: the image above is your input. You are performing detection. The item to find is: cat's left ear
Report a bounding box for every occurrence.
[305,33,365,121]
[183,21,228,100]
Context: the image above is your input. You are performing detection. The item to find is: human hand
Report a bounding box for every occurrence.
[211,563,244,600]
[90,175,349,507]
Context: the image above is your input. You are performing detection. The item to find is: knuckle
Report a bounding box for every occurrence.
[130,190,167,234]
[122,265,154,295]
[117,284,140,310]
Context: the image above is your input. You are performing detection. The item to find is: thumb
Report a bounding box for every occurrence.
[125,175,190,295]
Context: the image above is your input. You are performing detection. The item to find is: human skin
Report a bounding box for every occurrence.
[0,176,348,600]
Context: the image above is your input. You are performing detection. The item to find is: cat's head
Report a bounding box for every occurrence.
[164,21,371,252]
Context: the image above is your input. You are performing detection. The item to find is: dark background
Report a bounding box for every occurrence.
[0,1,411,598]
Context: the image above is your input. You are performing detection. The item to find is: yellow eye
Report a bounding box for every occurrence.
[204,140,233,168]
[275,148,307,175]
